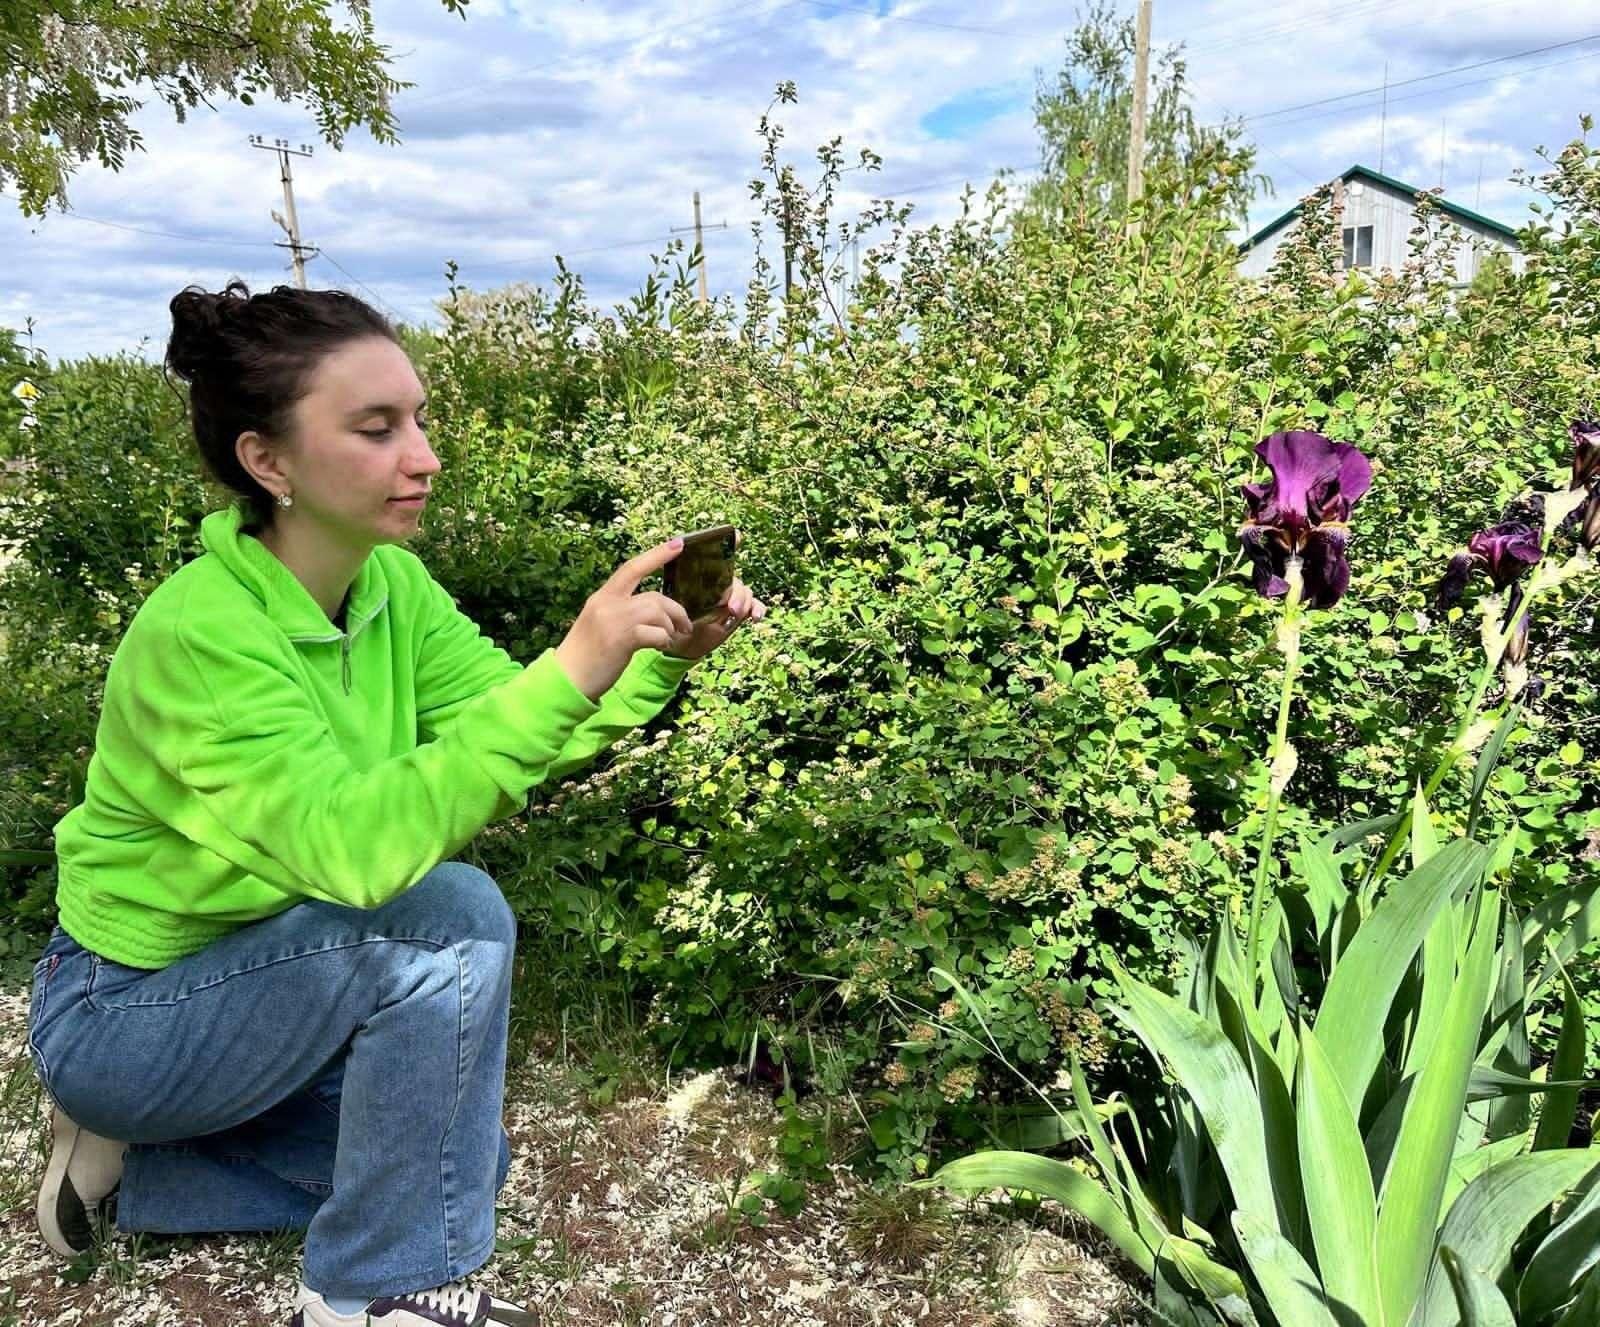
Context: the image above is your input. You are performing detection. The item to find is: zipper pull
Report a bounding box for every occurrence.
[341,634,352,694]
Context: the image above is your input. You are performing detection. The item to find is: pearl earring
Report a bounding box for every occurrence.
[278,493,294,509]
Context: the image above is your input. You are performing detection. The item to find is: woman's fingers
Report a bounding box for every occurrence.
[636,591,694,639]
[605,539,683,596]
[635,624,678,652]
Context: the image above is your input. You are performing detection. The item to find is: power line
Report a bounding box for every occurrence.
[319,248,411,323]
[1179,0,1396,57]
[1,196,276,249]
[1168,0,1389,48]
[1254,45,1600,135]
[1234,31,1600,126]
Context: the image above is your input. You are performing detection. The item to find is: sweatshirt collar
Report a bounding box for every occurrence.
[199,499,387,640]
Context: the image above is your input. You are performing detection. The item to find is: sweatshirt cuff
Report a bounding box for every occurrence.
[643,648,697,685]
[521,648,602,728]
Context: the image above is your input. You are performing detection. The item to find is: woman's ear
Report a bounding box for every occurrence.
[235,429,284,494]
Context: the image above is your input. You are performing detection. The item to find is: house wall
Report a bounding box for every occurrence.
[1238,177,1524,282]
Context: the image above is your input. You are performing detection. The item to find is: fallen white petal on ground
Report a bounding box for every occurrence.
[0,980,1148,1325]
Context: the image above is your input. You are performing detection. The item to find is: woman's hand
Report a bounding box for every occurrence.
[555,539,695,701]
[664,577,768,661]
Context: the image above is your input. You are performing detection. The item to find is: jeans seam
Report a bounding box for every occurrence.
[83,933,451,1012]
[438,942,468,1269]
[26,969,53,1097]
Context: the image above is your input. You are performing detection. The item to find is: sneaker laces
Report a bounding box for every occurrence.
[406,1280,483,1322]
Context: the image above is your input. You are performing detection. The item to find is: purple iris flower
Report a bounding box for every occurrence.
[1437,522,1544,610]
[1239,431,1374,609]
[1572,420,1600,489]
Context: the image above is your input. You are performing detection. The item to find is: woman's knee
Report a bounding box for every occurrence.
[409,861,516,949]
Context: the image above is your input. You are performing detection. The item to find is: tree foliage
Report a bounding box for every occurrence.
[0,0,469,216]
[1021,0,1264,226]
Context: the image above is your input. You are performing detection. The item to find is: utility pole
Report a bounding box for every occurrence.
[248,135,317,289]
[1126,0,1154,217]
[669,190,728,309]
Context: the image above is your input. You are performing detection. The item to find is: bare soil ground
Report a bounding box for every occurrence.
[0,985,1151,1327]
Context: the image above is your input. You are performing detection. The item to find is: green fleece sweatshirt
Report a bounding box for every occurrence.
[52,499,693,968]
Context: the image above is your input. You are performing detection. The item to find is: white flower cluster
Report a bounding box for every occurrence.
[653,862,777,971]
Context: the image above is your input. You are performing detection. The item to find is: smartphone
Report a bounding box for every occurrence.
[663,524,738,621]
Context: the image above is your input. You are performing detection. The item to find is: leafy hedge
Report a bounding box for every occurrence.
[2,112,1596,1178]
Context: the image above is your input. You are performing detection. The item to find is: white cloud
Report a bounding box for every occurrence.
[4,0,1598,360]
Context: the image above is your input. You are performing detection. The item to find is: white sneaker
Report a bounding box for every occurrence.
[290,1278,538,1326]
[36,1104,125,1257]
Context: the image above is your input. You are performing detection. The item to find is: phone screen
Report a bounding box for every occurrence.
[665,525,738,620]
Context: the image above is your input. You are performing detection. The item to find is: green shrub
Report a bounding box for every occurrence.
[3,99,1597,1187]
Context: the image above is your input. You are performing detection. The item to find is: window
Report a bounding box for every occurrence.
[1342,224,1374,269]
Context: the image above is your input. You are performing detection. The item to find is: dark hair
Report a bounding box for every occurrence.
[164,279,398,529]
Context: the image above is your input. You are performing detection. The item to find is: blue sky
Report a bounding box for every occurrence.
[4,0,1599,360]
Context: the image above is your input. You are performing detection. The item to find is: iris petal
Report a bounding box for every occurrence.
[1238,431,1372,608]
[1436,552,1476,611]
[1239,524,1290,598]
[1301,527,1351,609]
[1571,420,1600,488]
[1465,522,1542,589]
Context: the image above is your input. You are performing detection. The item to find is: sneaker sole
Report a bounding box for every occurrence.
[36,1106,95,1258]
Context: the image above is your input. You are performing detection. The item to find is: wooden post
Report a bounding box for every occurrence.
[1126,0,1153,217]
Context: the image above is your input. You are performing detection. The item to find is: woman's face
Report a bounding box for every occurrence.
[264,335,441,545]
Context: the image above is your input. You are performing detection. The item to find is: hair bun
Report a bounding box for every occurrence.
[165,280,252,384]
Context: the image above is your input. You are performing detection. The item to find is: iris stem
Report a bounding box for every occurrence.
[1245,562,1304,985]
[1364,589,1528,889]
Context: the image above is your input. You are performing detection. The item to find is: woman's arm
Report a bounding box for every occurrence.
[414,574,693,774]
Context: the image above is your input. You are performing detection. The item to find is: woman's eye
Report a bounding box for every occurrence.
[359,427,392,440]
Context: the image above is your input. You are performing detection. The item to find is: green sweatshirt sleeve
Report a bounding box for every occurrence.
[136,620,601,911]
[414,572,695,778]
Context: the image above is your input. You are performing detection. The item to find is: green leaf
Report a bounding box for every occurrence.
[1551,1272,1600,1327]
[1439,1246,1517,1327]
[1403,900,1459,1081]
[1467,1065,1595,1102]
[1519,1164,1600,1321]
[982,1103,1124,1153]
[1112,964,1287,1241]
[1374,886,1500,1327]
[1317,839,1490,1114]
[1532,971,1587,1153]
[1230,1210,1340,1327]
[1486,907,1531,1143]
[923,1151,1158,1279]
[1418,1150,1600,1326]
[1443,1134,1529,1216]
[1299,839,1348,951]
[1296,1024,1381,1325]
[1410,781,1439,870]
[1523,880,1600,1002]
[1468,704,1522,836]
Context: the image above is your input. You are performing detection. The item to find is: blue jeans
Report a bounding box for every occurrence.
[25,861,517,1301]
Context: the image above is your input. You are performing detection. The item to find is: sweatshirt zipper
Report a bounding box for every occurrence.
[287,595,388,696]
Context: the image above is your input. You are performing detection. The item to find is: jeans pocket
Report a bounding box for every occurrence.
[83,952,164,1012]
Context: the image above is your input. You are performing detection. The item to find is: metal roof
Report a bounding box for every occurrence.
[1239,163,1522,253]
